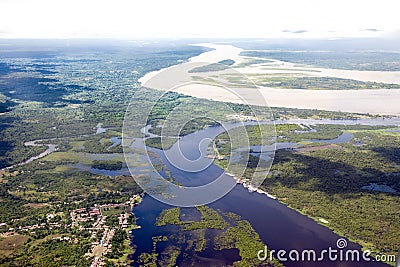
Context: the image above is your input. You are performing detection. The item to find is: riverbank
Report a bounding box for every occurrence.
[264,186,398,266]
[108,194,144,266]
[212,121,399,266]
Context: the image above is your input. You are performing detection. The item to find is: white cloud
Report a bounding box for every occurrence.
[0,0,398,38]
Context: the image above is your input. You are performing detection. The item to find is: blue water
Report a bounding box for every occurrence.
[108,136,122,149]
[129,121,392,267]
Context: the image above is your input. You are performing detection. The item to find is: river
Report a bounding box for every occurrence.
[140,43,400,116]
[2,105,397,266]
[1,122,109,171]
[130,118,398,266]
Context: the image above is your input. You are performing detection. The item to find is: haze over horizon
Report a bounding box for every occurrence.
[0,0,399,39]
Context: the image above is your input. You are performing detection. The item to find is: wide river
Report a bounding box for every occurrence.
[140,43,400,116]
[130,118,399,267]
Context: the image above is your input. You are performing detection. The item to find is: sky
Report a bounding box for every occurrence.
[0,0,399,39]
